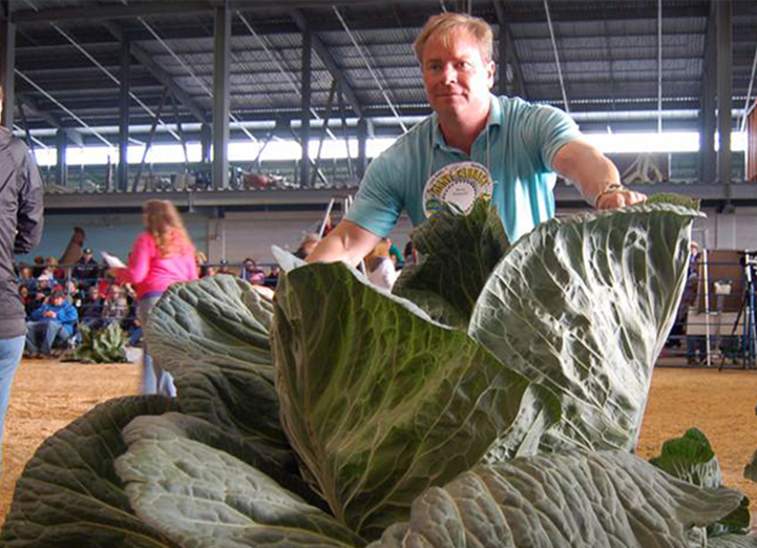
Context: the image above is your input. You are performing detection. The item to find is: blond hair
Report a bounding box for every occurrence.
[414,12,494,64]
[143,199,195,258]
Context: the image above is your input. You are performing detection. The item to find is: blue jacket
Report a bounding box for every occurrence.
[30,301,78,337]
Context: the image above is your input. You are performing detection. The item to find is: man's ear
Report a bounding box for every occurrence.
[486,60,495,89]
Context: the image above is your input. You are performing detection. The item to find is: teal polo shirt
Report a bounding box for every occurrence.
[345,94,582,243]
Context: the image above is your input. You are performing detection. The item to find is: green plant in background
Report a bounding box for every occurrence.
[66,322,129,364]
[4,196,756,547]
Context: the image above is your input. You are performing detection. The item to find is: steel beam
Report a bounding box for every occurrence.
[102,21,206,123]
[289,8,363,118]
[118,35,130,191]
[492,0,525,97]
[300,26,312,188]
[200,122,212,165]
[55,128,67,186]
[212,4,231,190]
[40,182,757,212]
[1,6,15,129]
[13,2,213,23]
[716,0,732,195]
[699,1,716,184]
[357,117,367,180]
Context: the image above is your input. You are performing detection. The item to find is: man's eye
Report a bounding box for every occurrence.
[427,63,442,72]
[459,61,472,70]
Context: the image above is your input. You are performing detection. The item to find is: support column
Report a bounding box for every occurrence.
[716,0,732,194]
[55,128,67,187]
[357,117,367,180]
[118,34,130,191]
[200,122,211,165]
[300,27,311,188]
[212,3,231,190]
[699,3,716,184]
[0,6,15,129]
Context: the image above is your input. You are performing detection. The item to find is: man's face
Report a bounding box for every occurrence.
[51,296,65,307]
[421,28,494,120]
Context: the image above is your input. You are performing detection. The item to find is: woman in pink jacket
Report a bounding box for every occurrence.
[115,200,197,397]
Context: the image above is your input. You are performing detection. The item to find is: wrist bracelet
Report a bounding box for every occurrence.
[593,183,626,208]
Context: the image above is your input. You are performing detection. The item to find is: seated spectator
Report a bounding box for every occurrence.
[18,286,30,311]
[37,265,57,287]
[35,277,52,297]
[25,290,78,357]
[263,266,280,289]
[79,285,104,329]
[195,251,216,278]
[240,258,266,285]
[72,247,100,289]
[294,233,320,260]
[32,255,45,278]
[100,285,129,329]
[26,290,46,318]
[46,256,66,282]
[18,265,36,293]
[365,238,398,290]
[65,279,83,307]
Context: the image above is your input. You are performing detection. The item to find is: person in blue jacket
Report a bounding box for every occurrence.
[25,290,78,357]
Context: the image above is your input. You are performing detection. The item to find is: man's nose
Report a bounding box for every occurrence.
[442,64,457,84]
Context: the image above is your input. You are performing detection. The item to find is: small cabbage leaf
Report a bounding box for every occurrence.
[115,419,364,548]
[650,428,751,537]
[393,199,509,327]
[0,396,178,547]
[272,261,544,539]
[470,201,702,453]
[146,275,286,450]
[368,450,744,548]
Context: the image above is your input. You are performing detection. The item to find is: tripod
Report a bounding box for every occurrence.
[719,252,757,370]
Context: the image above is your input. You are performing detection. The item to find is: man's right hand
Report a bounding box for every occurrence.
[306,220,381,266]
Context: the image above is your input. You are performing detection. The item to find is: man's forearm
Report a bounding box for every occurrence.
[306,220,381,266]
[306,232,358,265]
[554,141,620,204]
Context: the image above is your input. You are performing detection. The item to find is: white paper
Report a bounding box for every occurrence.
[101,251,126,269]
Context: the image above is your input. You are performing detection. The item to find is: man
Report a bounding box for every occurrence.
[0,85,44,452]
[308,12,645,265]
[25,290,78,357]
[72,247,100,289]
[78,284,104,329]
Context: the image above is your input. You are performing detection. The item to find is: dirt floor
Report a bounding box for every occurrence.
[1,360,757,526]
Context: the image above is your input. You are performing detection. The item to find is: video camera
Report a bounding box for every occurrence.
[738,250,757,284]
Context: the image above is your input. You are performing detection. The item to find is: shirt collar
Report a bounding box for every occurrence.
[432,93,501,149]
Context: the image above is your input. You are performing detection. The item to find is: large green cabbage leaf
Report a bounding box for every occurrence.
[393,199,509,327]
[469,202,702,454]
[0,396,178,547]
[115,415,365,548]
[272,261,546,539]
[368,450,744,548]
[146,275,286,452]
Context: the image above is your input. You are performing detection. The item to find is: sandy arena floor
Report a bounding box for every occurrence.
[1,359,756,525]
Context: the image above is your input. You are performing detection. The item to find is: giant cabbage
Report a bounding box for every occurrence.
[4,196,753,547]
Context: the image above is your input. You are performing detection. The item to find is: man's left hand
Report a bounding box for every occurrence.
[595,188,647,209]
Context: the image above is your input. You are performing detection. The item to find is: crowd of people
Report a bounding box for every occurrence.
[13,246,294,359]
[14,230,419,360]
